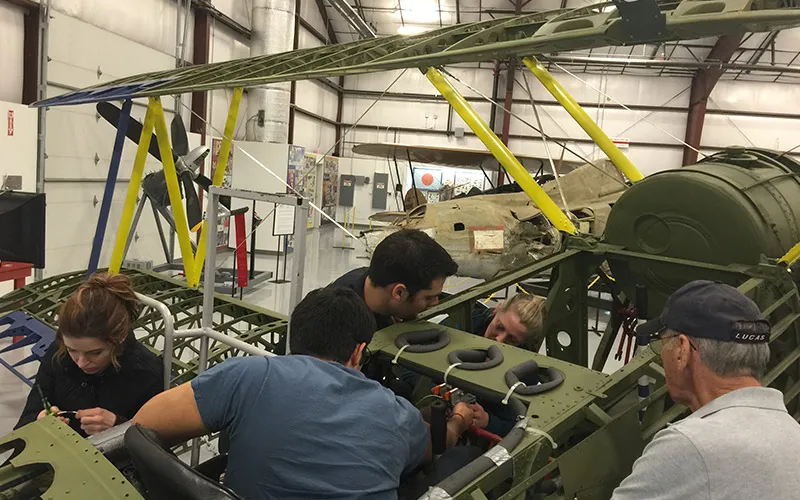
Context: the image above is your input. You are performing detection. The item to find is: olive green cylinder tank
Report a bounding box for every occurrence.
[604,148,800,313]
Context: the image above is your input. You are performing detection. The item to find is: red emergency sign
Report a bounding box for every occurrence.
[7,110,13,136]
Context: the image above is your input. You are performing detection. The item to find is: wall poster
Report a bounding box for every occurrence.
[285,145,306,248]
[210,138,234,248]
[321,156,339,223]
[297,153,318,229]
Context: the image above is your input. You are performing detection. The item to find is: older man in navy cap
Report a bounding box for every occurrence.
[611,280,800,500]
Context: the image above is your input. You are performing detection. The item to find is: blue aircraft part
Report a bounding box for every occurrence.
[0,312,56,387]
[87,99,133,276]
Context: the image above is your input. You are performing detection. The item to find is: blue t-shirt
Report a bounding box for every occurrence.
[191,355,429,500]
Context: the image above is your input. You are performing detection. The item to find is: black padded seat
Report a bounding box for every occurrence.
[446,344,504,370]
[124,424,243,500]
[504,360,565,395]
[395,328,450,353]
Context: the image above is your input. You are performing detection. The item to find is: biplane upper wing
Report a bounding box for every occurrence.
[352,143,585,172]
[32,0,800,108]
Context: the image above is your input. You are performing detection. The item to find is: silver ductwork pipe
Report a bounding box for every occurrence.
[246,0,296,143]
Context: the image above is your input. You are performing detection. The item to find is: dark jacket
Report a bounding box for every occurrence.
[329,267,394,330]
[16,335,163,437]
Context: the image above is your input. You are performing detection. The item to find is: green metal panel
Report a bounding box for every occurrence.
[0,418,143,499]
[31,1,800,107]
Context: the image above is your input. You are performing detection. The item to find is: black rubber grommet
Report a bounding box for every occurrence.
[395,328,451,353]
[504,360,565,395]
[446,344,504,370]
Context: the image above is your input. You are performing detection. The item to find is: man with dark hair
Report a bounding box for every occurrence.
[331,229,459,329]
[611,280,800,499]
[132,287,476,500]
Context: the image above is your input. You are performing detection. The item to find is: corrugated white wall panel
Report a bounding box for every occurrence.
[0,2,24,104]
[294,114,336,154]
[52,0,189,57]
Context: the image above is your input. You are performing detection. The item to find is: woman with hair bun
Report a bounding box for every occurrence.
[15,272,163,437]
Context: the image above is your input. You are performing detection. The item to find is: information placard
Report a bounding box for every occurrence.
[273,204,296,236]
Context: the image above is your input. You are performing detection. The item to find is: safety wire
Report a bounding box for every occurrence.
[611,86,690,138]
[520,69,570,213]
[175,70,412,250]
[707,95,756,147]
[295,69,410,186]
[438,68,628,189]
[209,206,276,276]
[550,62,708,158]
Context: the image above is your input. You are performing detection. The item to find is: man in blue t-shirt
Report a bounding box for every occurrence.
[133,287,476,500]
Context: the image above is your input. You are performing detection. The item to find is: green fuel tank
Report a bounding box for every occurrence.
[604,148,800,313]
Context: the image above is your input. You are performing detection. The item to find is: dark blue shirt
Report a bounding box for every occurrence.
[191,355,428,500]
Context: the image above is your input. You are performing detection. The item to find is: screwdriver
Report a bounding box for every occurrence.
[36,385,53,416]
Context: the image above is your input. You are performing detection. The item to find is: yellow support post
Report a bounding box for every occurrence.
[780,242,800,267]
[522,56,644,183]
[191,87,244,286]
[425,68,577,235]
[109,103,157,273]
[150,97,198,285]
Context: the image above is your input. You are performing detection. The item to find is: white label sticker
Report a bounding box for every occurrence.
[473,229,504,251]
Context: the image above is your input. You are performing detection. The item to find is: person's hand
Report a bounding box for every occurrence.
[37,406,69,425]
[469,403,489,429]
[451,402,475,432]
[76,408,117,435]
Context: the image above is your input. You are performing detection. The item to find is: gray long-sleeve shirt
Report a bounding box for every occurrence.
[611,386,800,500]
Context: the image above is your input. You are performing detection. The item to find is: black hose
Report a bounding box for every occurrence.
[426,419,528,498]
[504,360,565,395]
[430,400,448,456]
[446,345,504,370]
[396,329,451,353]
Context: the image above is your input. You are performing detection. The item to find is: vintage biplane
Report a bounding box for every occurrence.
[1,0,799,499]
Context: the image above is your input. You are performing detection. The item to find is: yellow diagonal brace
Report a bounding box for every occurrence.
[780,242,800,267]
[426,68,576,235]
[150,97,197,285]
[109,104,156,273]
[522,56,644,183]
[190,87,244,286]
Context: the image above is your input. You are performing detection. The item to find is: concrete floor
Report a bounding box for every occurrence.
[0,224,621,437]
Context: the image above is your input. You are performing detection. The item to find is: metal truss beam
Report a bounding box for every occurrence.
[683,33,743,165]
[314,0,339,44]
[33,1,800,107]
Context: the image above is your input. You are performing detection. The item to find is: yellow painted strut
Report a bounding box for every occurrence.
[109,104,156,274]
[522,56,644,183]
[190,87,244,287]
[151,97,198,285]
[426,67,577,235]
[780,242,800,267]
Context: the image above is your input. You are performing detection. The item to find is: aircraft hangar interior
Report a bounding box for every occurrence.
[1,0,800,498]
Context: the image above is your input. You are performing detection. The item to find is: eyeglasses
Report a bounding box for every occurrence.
[648,334,698,356]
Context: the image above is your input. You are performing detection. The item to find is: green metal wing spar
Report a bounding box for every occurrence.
[30,0,800,108]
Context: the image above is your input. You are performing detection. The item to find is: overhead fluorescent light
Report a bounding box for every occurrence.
[398,25,430,35]
[393,0,440,23]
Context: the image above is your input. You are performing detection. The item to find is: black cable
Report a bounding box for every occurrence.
[393,154,406,211]
[478,159,495,190]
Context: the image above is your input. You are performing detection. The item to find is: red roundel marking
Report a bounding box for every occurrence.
[421,173,434,186]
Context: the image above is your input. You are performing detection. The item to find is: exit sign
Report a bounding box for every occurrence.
[6,110,13,136]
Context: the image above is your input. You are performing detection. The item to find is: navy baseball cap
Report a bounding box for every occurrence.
[637,280,771,344]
